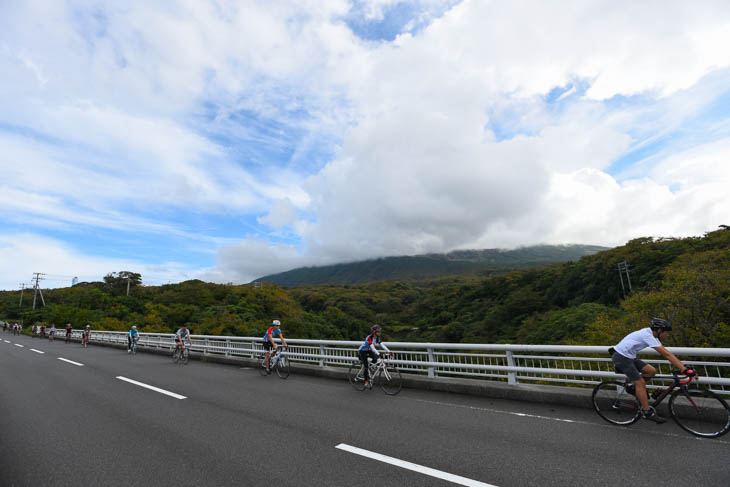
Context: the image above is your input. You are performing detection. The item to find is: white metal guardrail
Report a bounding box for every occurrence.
[65,330,730,395]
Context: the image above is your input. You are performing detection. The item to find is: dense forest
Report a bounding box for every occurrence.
[2,227,728,348]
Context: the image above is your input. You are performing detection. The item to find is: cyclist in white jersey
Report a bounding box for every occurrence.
[175,324,192,353]
[611,318,695,423]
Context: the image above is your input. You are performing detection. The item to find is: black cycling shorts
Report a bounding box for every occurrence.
[612,352,649,381]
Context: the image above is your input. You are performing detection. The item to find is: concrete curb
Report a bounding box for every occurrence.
[83,339,599,410]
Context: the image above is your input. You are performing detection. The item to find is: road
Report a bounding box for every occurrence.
[1,332,728,486]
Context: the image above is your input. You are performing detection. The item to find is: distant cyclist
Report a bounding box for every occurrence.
[358,325,390,389]
[65,323,72,342]
[262,320,288,374]
[49,324,56,341]
[127,325,139,353]
[174,324,192,354]
[81,325,91,347]
[610,318,695,423]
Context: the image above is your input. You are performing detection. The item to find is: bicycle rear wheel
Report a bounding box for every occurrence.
[592,381,641,425]
[669,387,730,438]
[348,362,367,391]
[276,355,290,379]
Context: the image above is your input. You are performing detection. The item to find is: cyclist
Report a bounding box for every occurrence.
[262,320,288,374]
[65,323,72,343]
[174,324,192,355]
[610,317,695,423]
[358,325,390,389]
[127,325,139,353]
[81,325,91,347]
[49,324,56,341]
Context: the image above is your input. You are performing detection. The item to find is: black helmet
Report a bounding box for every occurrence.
[650,317,672,331]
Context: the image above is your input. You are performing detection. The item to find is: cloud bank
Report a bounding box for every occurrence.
[2,1,730,288]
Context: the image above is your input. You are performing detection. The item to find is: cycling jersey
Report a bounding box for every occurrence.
[359,334,390,355]
[175,328,190,341]
[614,327,662,359]
[263,327,281,342]
[128,329,139,339]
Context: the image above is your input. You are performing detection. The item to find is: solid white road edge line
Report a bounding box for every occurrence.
[335,444,498,487]
[58,357,84,366]
[115,376,187,400]
[14,344,24,347]
[30,349,45,354]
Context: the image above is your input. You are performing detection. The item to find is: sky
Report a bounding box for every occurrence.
[1,0,730,290]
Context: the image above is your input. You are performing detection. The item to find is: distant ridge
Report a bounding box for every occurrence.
[253,244,609,286]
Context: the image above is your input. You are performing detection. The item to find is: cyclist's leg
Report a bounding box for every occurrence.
[264,342,272,371]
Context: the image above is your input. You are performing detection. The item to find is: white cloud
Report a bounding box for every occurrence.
[0,233,193,291]
[2,1,730,284]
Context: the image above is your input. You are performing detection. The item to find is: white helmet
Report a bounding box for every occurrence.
[132,325,137,330]
[272,319,281,327]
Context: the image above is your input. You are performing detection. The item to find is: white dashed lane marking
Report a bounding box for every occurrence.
[336,444,498,487]
[58,357,84,366]
[115,376,187,400]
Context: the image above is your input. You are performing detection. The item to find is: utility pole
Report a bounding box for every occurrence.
[19,283,25,306]
[617,261,632,298]
[126,277,130,296]
[31,272,46,310]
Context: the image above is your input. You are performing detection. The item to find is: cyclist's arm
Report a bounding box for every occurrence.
[653,346,688,372]
[279,333,287,348]
[380,341,390,354]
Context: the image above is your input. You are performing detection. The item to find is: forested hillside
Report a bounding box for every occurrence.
[2,227,728,347]
[253,244,608,285]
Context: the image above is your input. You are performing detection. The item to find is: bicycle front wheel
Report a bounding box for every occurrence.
[348,362,366,391]
[276,356,290,379]
[182,348,189,365]
[669,387,730,438]
[592,381,641,426]
[379,366,403,395]
[172,349,179,364]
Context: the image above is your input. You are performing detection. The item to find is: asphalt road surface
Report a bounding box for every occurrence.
[1,332,728,487]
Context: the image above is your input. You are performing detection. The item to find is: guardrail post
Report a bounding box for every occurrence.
[225,339,230,357]
[319,344,325,367]
[506,351,517,385]
[204,338,209,356]
[427,347,436,378]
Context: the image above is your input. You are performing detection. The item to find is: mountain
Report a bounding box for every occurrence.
[253,244,609,286]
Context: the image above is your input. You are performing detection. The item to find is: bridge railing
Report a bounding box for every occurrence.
[77,330,730,395]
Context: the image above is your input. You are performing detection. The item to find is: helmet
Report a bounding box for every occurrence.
[85,325,90,329]
[272,320,281,327]
[650,317,672,331]
[132,325,137,330]
[370,325,382,333]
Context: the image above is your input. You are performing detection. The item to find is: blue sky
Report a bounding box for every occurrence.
[1,0,730,290]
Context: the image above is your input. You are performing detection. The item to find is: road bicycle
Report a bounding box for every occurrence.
[172,344,190,365]
[65,331,72,343]
[259,347,290,379]
[348,355,403,395]
[81,333,89,348]
[592,369,730,438]
[129,338,138,355]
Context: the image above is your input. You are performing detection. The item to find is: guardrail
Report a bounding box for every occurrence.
[72,330,730,395]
